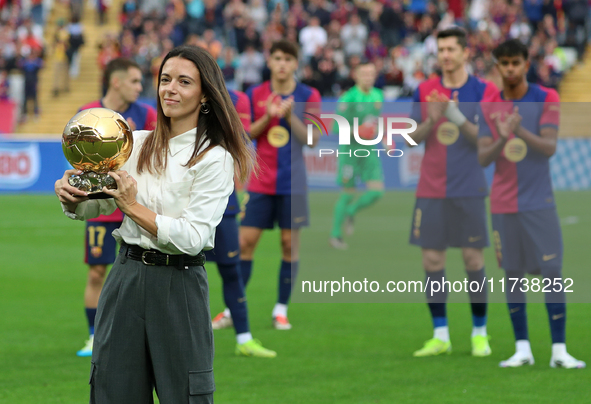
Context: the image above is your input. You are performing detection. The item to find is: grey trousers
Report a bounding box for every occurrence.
[90,248,215,404]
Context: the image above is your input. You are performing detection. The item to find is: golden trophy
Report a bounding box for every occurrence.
[62,108,133,199]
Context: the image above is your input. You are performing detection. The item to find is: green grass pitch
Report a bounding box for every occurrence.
[0,192,589,403]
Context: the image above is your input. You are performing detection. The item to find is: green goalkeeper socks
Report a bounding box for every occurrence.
[346,190,384,217]
[331,192,354,238]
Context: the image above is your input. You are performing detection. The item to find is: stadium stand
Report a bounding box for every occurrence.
[2,0,590,136]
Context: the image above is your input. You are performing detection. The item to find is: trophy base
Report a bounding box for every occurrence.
[69,172,116,195]
[88,192,113,200]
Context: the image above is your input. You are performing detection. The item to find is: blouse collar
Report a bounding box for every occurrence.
[169,127,198,156]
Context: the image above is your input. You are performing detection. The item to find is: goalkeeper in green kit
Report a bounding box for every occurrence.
[329,60,387,250]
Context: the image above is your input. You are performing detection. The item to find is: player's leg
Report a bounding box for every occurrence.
[79,264,107,356]
[493,213,534,367]
[413,248,452,356]
[213,224,262,327]
[79,221,118,357]
[523,209,585,369]
[239,226,264,286]
[462,248,490,356]
[329,187,355,249]
[239,192,275,288]
[211,217,276,357]
[456,197,491,356]
[410,198,451,356]
[207,218,236,331]
[272,194,307,330]
[330,153,356,249]
[344,155,385,235]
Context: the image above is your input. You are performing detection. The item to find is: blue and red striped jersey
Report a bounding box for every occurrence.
[478,84,559,214]
[224,89,251,216]
[79,100,157,222]
[411,75,498,198]
[246,81,321,195]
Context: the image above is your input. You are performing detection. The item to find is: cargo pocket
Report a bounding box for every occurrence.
[189,369,215,397]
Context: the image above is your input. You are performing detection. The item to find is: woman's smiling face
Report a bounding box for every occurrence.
[159,56,206,123]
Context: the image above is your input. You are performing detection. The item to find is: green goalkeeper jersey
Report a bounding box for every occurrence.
[333,85,384,151]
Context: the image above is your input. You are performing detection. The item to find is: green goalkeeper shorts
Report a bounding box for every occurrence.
[336,150,384,187]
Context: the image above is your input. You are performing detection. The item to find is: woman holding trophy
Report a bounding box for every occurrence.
[55,45,255,403]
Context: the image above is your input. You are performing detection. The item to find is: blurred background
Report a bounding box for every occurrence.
[0,0,590,136]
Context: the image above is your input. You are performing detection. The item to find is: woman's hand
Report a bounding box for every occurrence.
[55,169,89,212]
[103,170,138,214]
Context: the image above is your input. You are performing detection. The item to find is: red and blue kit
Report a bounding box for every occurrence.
[411,75,498,198]
[478,84,559,214]
[242,81,321,229]
[479,84,562,273]
[205,89,251,265]
[409,75,497,249]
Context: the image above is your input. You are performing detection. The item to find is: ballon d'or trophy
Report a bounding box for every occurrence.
[62,108,133,199]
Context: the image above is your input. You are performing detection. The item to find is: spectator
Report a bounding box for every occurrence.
[301,63,322,90]
[384,49,404,87]
[248,0,268,33]
[306,0,331,27]
[236,19,261,53]
[67,15,85,78]
[52,19,70,97]
[331,0,354,26]
[0,69,9,100]
[339,53,362,91]
[0,25,18,71]
[201,29,223,59]
[299,16,327,60]
[19,48,43,121]
[219,46,238,89]
[237,43,265,91]
[30,0,44,25]
[97,0,109,25]
[341,14,368,56]
[365,32,387,61]
[314,47,339,96]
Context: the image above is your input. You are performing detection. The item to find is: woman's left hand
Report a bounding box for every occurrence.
[103,170,138,214]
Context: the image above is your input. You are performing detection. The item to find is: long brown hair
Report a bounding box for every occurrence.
[137,45,254,182]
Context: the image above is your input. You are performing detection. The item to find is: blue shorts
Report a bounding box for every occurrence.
[84,221,120,265]
[240,192,309,229]
[492,208,563,275]
[204,215,240,265]
[409,197,489,249]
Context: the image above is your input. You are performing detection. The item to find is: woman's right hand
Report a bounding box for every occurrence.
[55,169,89,212]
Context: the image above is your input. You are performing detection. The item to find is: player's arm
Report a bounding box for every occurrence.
[250,112,273,140]
[410,117,436,145]
[289,88,322,148]
[443,91,480,145]
[409,90,446,145]
[515,125,558,157]
[477,136,507,167]
[246,88,271,140]
[288,112,314,146]
[477,106,520,166]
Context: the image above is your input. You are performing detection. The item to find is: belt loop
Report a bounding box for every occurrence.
[178,255,186,270]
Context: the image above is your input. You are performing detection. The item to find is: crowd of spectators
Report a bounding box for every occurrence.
[0,0,87,121]
[100,0,589,101]
[1,0,589,122]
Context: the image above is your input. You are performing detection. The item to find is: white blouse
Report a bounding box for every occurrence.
[63,128,235,256]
